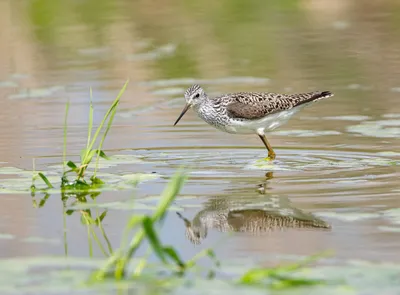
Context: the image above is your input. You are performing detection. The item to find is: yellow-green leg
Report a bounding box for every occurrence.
[258,134,276,161]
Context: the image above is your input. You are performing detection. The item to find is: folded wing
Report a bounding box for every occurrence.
[226,91,333,120]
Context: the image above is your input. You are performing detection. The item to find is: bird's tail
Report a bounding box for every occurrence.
[290,91,334,107]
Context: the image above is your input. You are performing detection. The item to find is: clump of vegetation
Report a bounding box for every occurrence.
[61,81,129,190]
[30,80,129,193]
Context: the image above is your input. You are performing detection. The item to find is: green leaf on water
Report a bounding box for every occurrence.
[66,209,74,215]
[90,176,104,185]
[38,172,53,188]
[66,161,78,170]
[62,179,91,191]
[61,175,69,186]
[76,179,89,186]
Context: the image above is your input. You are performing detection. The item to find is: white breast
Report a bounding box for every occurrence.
[226,108,302,134]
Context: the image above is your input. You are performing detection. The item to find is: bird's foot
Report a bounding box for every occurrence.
[256,156,275,163]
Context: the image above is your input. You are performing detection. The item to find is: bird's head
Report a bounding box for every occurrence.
[173,84,207,126]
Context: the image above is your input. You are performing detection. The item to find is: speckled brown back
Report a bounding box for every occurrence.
[224,90,333,120]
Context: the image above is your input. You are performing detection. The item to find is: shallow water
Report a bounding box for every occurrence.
[0,0,400,293]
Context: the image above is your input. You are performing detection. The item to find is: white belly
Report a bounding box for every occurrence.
[224,108,301,134]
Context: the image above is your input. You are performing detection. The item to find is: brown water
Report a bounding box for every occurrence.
[0,0,400,292]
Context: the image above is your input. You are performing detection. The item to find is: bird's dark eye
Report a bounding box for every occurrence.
[194,93,200,98]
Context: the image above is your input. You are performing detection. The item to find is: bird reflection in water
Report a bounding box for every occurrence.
[177,172,331,245]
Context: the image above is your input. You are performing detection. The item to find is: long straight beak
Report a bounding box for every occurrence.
[173,103,191,126]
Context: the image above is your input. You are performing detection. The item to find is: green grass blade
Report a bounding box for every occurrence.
[98,210,107,223]
[63,100,70,173]
[90,228,109,257]
[83,79,129,165]
[96,150,109,160]
[87,87,94,150]
[162,246,185,268]
[153,169,187,224]
[90,169,186,281]
[38,172,53,188]
[85,217,93,257]
[240,268,274,284]
[84,149,97,166]
[120,170,186,271]
[97,213,113,255]
[120,215,144,249]
[38,193,50,208]
[269,274,326,290]
[186,248,217,269]
[92,215,145,282]
[239,251,333,285]
[133,247,152,277]
[126,215,145,230]
[31,158,37,191]
[92,90,121,177]
[80,148,88,163]
[142,217,167,264]
[90,150,109,174]
[274,250,332,273]
[62,196,69,257]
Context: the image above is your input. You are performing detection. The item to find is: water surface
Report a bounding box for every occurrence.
[0,0,399,293]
